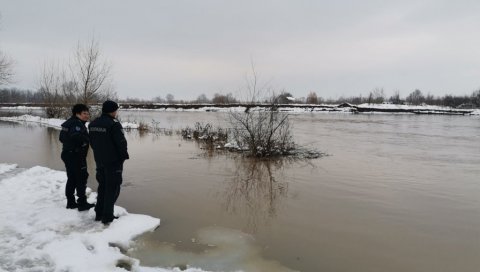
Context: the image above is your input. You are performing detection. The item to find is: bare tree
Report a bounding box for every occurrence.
[212,92,236,104]
[368,88,385,104]
[472,90,480,107]
[406,89,425,105]
[389,90,401,104]
[0,15,13,85]
[71,37,113,105]
[166,93,175,104]
[0,51,13,85]
[152,95,165,103]
[306,92,319,104]
[196,93,210,103]
[228,64,295,157]
[238,58,273,104]
[38,61,70,118]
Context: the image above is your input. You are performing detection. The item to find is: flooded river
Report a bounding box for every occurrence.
[1,111,480,272]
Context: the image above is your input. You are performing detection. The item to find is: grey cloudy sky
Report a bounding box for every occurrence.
[1,0,480,100]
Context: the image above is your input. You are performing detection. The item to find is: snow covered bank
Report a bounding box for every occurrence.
[120,104,348,114]
[0,163,206,272]
[0,114,140,129]
[0,114,64,128]
[118,103,480,115]
[471,109,480,115]
[0,105,44,110]
[2,104,478,115]
[355,103,477,115]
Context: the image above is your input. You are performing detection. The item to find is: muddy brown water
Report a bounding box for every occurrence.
[1,111,480,272]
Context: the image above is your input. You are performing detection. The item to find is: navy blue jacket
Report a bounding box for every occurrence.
[88,114,129,165]
[59,116,89,155]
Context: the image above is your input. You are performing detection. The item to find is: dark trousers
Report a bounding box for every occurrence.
[94,162,123,220]
[61,151,88,204]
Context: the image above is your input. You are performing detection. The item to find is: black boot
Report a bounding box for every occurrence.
[66,201,78,209]
[77,201,95,211]
[101,215,119,225]
[95,213,103,221]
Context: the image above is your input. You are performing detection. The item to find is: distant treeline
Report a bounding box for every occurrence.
[0,88,44,103]
[1,88,480,108]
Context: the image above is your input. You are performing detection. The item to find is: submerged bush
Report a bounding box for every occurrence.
[180,122,228,150]
[180,120,323,159]
[228,107,295,157]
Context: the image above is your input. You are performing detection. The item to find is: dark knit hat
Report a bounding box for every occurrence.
[102,100,119,113]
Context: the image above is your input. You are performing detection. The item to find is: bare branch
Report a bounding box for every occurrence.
[71,37,112,105]
[0,50,13,85]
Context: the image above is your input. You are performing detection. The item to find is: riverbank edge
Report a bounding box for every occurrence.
[1,103,479,115]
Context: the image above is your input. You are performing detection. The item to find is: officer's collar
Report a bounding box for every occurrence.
[73,115,87,124]
[102,113,116,119]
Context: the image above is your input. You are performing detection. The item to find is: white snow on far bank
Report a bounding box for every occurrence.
[0,106,44,110]
[357,103,453,110]
[0,163,207,272]
[0,114,140,129]
[0,114,64,128]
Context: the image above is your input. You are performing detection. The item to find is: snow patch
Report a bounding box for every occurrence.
[0,163,17,175]
[0,163,207,272]
[0,114,140,130]
[0,114,64,128]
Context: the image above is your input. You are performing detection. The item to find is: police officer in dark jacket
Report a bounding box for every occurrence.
[88,100,129,224]
[59,104,95,211]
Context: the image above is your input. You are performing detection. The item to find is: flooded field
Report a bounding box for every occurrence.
[1,111,480,272]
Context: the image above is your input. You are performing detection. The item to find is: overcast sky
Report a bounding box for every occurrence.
[1,0,480,100]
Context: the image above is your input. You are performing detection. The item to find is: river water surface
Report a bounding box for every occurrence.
[1,111,479,272]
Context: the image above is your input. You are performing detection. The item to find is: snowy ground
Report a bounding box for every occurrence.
[357,103,480,115]
[93,104,480,115]
[120,105,349,114]
[0,163,207,272]
[1,104,479,115]
[0,114,140,129]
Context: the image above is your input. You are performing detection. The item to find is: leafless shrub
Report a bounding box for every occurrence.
[180,122,228,150]
[228,63,295,157]
[137,121,149,132]
[228,106,294,157]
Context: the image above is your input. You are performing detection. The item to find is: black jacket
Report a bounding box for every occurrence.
[59,116,89,155]
[88,114,129,165]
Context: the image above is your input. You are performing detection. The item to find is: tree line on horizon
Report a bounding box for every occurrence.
[2,87,480,109]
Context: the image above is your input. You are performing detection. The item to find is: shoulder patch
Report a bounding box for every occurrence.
[75,126,81,131]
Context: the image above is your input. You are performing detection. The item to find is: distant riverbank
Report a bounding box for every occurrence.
[1,102,479,115]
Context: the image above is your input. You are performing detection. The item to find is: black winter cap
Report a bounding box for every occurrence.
[102,100,119,113]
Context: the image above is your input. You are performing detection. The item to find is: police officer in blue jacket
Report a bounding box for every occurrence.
[59,104,95,211]
[88,100,129,224]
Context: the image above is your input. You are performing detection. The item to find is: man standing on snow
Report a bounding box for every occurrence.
[59,104,95,211]
[88,100,129,224]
